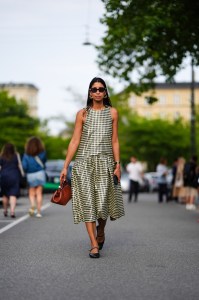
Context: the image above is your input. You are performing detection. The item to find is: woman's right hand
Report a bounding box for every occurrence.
[60,168,67,182]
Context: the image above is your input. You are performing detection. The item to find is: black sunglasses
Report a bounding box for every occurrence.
[90,87,106,93]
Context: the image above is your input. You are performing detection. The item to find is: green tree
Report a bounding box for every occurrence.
[110,91,191,169]
[0,91,40,153]
[97,0,199,93]
[119,112,190,170]
[42,135,70,159]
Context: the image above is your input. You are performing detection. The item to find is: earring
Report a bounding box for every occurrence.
[104,94,107,98]
[89,95,93,99]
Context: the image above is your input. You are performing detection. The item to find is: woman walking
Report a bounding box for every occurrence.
[0,143,21,218]
[22,137,47,218]
[172,157,186,203]
[60,77,125,258]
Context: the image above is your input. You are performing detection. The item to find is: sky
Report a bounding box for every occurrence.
[0,0,198,134]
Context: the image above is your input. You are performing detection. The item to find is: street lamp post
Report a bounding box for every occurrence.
[190,58,196,155]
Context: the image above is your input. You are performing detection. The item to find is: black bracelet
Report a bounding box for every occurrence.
[115,161,120,165]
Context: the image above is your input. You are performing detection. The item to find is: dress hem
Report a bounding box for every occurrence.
[73,213,125,225]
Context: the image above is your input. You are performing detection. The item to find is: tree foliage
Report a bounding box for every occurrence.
[42,135,70,160]
[98,0,199,93]
[0,91,40,153]
[119,113,190,170]
[111,92,194,170]
[0,91,71,159]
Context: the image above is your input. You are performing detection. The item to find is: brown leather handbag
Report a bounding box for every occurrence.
[51,180,72,206]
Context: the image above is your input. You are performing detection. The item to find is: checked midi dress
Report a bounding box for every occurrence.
[71,106,125,224]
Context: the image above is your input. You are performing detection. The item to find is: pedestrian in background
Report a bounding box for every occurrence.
[183,155,198,210]
[171,158,178,202]
[126,156,143,203]
[60,77,125,259]
[194,165,199,208]
[22,137,47,218]
[172,157,186,204]
[156,158,169,203]
[0,143,21,218]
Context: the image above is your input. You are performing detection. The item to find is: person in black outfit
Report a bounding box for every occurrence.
[0,143,21,218]
[171,158,178,202]
[126,156,143,203]
[184,155,198,210]
[156,158,169,203]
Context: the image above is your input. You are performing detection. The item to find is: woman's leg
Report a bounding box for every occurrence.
[134,181,139,202]
[29,187,36,207]
[189,190,196,208]
[2,196,9,216]
[28,187,36,215]
[97,218,107,242]
[158,184,163,203]
[85,222,98,253]
[10,196,17,216]
[128,180,133,202]
[35,185,43,214]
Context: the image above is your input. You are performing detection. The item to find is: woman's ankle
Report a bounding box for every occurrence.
[97,225,105,236]
[90,245,99,253]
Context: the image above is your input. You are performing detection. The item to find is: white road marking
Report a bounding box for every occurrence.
[0,203,51,235]
[0,220,13,223]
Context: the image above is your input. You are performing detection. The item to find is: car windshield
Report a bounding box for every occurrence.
[46,160,65,172]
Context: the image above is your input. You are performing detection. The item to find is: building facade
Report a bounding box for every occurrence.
[129,82,199,121]
[0,83,38,117]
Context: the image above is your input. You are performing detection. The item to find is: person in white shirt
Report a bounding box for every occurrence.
[126,156,143,202]
[156,158,169,203]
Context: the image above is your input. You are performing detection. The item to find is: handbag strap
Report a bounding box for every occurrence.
[34,155,45,169]
[16,152,25,177]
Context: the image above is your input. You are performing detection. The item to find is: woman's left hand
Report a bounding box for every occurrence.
[114,165,121,182]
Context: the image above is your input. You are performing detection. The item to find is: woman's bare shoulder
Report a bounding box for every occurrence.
[77,108,86,114]
[110,107,118,118]
[75,108,88,123]
[76,108,86,117]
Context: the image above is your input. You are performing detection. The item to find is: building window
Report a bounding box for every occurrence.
[28,96,37,107]
[14,95,21,102]
[173,94,181,105]
[144,111,151,119]
[129,96,136,106]
[159,95,166,105]
[174,111,180,120]
[159,112,166,119]
[144,98,150,106]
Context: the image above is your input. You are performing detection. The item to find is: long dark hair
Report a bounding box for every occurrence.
[86,77,112,108]
[0,143,16,160]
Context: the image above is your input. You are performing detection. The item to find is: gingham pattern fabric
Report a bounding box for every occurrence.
[75,106,113,160]
[71,107,125,224]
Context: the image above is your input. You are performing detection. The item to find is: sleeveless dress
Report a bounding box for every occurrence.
[0,154,21,197]
[71,106,125,224]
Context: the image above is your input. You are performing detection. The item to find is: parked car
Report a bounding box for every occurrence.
[144,172,159,192]
[166,169,173,190]
[120,172,149,193]
[145,170,173,193]
[120,172,130,193]
[43,160,74,192]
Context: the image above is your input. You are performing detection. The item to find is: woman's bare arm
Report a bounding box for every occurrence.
[60,109,84,180]
[110,107,121,181]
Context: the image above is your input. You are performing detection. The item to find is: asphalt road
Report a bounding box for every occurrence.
[0,192,199,300]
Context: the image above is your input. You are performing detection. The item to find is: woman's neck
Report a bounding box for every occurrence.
[92,101,105,110]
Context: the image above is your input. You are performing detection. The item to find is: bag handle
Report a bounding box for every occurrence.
[34,156,44,169]
[16,152,25,177]
[59,179,69,189]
